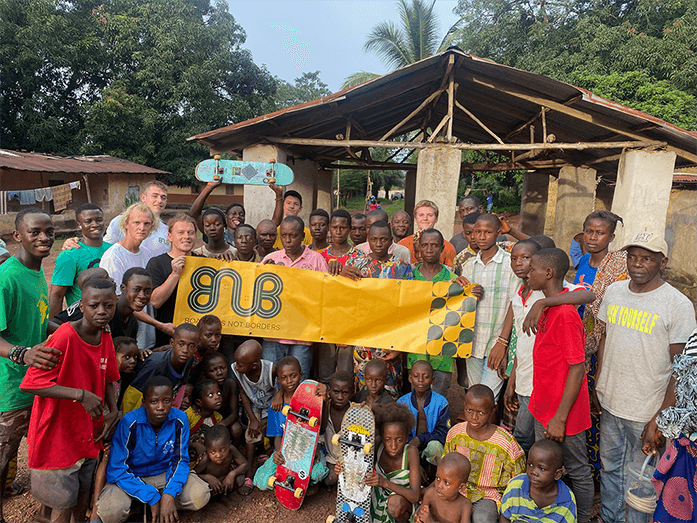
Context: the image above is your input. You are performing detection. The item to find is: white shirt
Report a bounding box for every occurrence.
[104,215,170,257]
[99,243,154,293]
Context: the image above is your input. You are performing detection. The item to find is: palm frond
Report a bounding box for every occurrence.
[341,71,382,90]
[438,15,466,52]
[364,21,412,69]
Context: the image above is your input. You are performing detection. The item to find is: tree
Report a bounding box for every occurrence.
[342,0,463,88]
[271,71,332,110]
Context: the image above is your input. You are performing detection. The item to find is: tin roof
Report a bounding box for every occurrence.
[188,48,696,175]
[0,150,169,174]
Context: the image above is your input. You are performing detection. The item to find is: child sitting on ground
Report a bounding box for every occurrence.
[443,385,525,523]
[121,323,200,413]
[230,339,276,490]
[352,359,394,406]
[415,452,472,523]
[200,352,243,445]
[195,424,248,497]
[21,279,121,523]
[500,439,576,523]
[185,379,223,462]
[197,315,222,360]
[321,371,356,485]
[397,360,450,481]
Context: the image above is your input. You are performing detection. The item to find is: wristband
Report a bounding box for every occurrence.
[8,346,28,365]
[496,337,509,347]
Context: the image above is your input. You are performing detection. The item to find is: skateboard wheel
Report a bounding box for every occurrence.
[326,517,336,523]
[267,475,276,488]
[269,158,276,163]
[213,174,221,181]
[308,416,318,428]
[267,177,276,184]
[294,487,303,498]
[282,405,291,416]
[363,442,373,454]
[331,434,341,446]
[214,154,221,160]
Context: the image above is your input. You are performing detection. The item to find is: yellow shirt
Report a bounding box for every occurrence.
[273,226,312,250]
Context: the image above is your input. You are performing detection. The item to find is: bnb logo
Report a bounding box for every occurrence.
[425,282,476,358]
[188,267,283,318]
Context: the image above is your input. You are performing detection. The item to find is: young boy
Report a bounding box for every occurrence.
[321,371,355,485]
[96,376,210,523]
[526,248,592,523]
[185,379,224,461]
[230,339,275,487]
[443,385,525,523]
[309,209,330,251]
[452,212,481,276]
[21,278,120,523]
[415,452,472,523]
[197,315,222,360]
[500,439,577,523]
[121,323,200,413]
[397,360,450,476]
[199,352,243,445]
[231,224,263,262]
[195,424,248,496]
[352,359,394,406]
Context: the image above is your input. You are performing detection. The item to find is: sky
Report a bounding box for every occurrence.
[226,0,461,92]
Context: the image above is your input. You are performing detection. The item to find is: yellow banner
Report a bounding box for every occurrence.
[173,258,477,357]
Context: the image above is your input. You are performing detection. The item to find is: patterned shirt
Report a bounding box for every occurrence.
[460,247,521,359]
[443,421,525,505]
[345,250,414,280]
[501,474,577,523]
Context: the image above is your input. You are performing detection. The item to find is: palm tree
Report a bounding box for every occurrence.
[342,0,462,89]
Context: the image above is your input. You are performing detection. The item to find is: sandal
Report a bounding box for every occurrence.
[5,482,24,496]
[257,454,269,464]
[239,477,254,496]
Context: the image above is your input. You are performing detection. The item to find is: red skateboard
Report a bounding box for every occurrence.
[268,379,323,510]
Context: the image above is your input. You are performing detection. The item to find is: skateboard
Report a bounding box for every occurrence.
[268,379,322,510]
[195,156,294,185]
[327,405,375,523]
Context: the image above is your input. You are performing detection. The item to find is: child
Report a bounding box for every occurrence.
[231,224,262,262]
[121,323,200,413]
[112,337,140,409]
[364,402,421,523]
[197,315,222,360]
[320,209,352,266]
[185,379,223,461]
[352,359,394,406]
[526,248,592,523]
[20,278,120,523]
[95,376,210,523]
[443,385,525,523]
[397,360,450,477]
[500,439,576,523]
[321,371,356,485]
[452,212,481,276]
[230,339,275,488]
[194,424,248,496]
[309,209,330,251]
[193,208,237,259]
[200,352,243,445]
[414,452,472,523]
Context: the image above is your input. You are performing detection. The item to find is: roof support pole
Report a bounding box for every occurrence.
[446,73,456,142]
[379,87,446,142]
[455,99,504,144]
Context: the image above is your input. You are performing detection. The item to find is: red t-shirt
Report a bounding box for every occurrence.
[529,294,591,436]
[21,323,120,469]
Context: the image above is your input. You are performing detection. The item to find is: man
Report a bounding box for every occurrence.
[390,210,411,244]
[349,213,367,246]
[355,209,411,265]
[146,214,198,348]
[231,224,263,262]
[595,232,695,523]
[269,185,312,248]
[398,200,457,267]
[49,203,111,318]
[450,196,482,253]
[0,208,61,523]
[256,219,278,258]
[262,216,328,380]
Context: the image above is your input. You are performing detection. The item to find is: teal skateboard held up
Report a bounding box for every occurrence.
[195,156,294,185]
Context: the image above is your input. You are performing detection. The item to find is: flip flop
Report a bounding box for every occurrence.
[239,477,253,496]
[5,482,24,496]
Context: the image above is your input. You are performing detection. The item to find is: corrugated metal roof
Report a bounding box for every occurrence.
[673,173,696,183]
[0,150,169,174]
[188,48,697,175]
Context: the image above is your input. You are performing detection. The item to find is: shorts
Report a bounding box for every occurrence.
[31,458,98,510]
[0,407,31,472]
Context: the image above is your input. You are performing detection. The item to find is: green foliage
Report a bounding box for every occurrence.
[271,71,332,110]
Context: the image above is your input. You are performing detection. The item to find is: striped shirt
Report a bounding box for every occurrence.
[501,474,577,523]
[460,247,521,359]
[443,422,525,505]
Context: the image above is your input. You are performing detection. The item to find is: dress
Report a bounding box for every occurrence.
[371,445,413,523]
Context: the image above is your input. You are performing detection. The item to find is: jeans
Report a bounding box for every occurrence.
[534,420,593,523]
[262,341,312,381]
[513,395,535,454]
[466,356,504,397]
[599,409,654,523]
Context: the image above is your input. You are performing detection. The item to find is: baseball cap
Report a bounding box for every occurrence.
[622,231,668,257]
[283,190,302,205]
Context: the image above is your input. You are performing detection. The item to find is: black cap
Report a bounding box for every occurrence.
[284,190,302,205]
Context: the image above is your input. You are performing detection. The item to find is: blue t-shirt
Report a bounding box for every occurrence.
[569,239,583,269]
[266,402,289,438]
[573,254,598,317]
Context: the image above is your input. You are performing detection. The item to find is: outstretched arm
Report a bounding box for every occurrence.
[189,182,222,233]
[270,184,284,225]
[522,289,595,335]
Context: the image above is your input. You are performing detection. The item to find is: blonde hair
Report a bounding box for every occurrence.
[167,213,197,233]
[118,203,159,236]
[142,180,168,195]
[414,199,439,217]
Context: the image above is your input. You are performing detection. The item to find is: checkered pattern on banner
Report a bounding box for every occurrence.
[425,281,477,358]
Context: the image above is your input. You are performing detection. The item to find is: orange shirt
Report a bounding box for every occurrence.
[398,234,457,267]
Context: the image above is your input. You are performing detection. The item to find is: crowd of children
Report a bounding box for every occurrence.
[0,181,695,523]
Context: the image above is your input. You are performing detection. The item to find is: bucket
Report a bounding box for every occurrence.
[625,453,657,514]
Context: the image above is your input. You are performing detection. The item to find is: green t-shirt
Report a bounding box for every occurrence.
[0,257,50,411]
[408,264,457,373]
[51,241,111,305]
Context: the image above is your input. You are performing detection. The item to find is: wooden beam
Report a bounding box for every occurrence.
[427,114,450,143]
[505,107,548,141]
[541,106,547,143]
[266,136,666,151]
[379,88,445,141]
[455,99,504,144]
[325,163,416,171]
[446,76,456,142]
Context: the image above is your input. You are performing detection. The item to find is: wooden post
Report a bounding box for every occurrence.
[83,174,92,203]
[446,74,455,142]
[541,106,548,143]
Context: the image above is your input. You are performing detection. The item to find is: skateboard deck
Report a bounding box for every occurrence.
[269,380,322,510]
[328,405,375,523]
[195,156,294,185]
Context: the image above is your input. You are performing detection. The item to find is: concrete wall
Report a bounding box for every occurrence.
[288,159,318,226]
[242,145,287,228]
[664,188,697,303]
[519,172,549,236]
[167,183,243,208]
[552,166,597,255]
[414,147,461,239]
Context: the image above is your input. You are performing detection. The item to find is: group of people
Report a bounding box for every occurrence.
[0,178,695,523]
